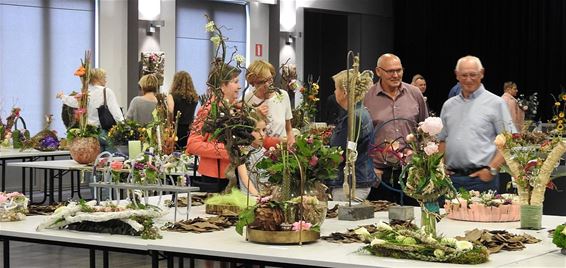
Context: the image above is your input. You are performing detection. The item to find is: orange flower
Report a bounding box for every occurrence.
[74,66,86,77]
[308,95,316,101]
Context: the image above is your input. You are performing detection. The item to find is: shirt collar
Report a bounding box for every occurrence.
[375,80,406,96]
[459,84,485,100]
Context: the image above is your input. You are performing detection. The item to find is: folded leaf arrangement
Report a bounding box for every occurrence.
[0,192,28,222]
[37,200,166,239]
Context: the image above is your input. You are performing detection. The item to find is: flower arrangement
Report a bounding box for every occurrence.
[0,192,28,222]
[108,120,144,146]
[291,76,319,129]
[399,117,456,234]
[257,133,343,194]
[37,200,165,239]
[357,222,489,264]
[551,91,566,133]
[306,125,334,145]
[66,50,100,141]
[0,107,21,147]
[21,114,60,151]
[141,51,165,86]
[517,92,539,121]
[494,130,566,229]
[444,190,520,222]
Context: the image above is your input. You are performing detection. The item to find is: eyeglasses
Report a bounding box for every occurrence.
[458,72,481,79]
[378,67,404,75]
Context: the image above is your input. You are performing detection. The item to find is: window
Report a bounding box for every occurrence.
[176,0,247,96]
[0,0,94,135]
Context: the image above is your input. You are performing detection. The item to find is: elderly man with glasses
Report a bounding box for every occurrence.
[438,55,516,193]
[364,53,428,204]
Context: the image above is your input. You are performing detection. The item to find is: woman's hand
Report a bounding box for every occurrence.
[56,91,64,99]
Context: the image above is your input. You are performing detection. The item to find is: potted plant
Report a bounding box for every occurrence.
[552,223,566,255]
[108,119,143,156]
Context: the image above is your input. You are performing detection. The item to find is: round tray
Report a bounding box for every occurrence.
[205,204,241,215]
[246,228,320,245]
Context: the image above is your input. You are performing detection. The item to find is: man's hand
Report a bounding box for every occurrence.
[469,168,494,182]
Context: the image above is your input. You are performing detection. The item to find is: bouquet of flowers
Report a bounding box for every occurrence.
[291,76,320,129]
[517,92,539,121]
[108,120,144,146]
[399,117,456,234]
[0,192,28,222]
[357,222,489,264]
[444,190,520,222]
[0,107,21,147]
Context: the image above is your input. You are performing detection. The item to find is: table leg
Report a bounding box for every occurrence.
[1,159,6,192]
[21,158,27,195]
[89,249,96,268]
[58,170,63,202]
[49,169,55,204]
[77,171,83,199]
[3,238,10,268]
[103,250,109,268]
[167,253,174,268]
[178,256,184,268]
[71,171,75,198]
[152,250,159,268]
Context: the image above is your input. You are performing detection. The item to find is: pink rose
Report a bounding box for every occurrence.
[309,155,319,167]
[110,161,124,171]
[423,142,439,156]
[419,117,443,136]
[292,221,312,231]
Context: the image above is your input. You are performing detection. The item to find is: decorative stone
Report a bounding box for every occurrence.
[337,204,374,221]
[388,206,415,221]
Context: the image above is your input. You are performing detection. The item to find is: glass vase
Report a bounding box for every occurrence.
[520,204,543,229]
[421,201,439,236]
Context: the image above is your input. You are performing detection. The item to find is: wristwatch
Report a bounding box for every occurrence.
[484,166,498,176]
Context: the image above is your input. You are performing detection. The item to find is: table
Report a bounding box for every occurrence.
[2,199,565,268]
[7,160,87,204]
[0,148,70,192]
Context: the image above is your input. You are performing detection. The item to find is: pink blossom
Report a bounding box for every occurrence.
[423,142,439,156]
[309,155,319,167]
[256,195,272,203]
[5,192,21,198]
[419,117,443,136]
[0,194,7,203]
[306,137,314,144]
[292,221,312,231]
[110,161,124,171]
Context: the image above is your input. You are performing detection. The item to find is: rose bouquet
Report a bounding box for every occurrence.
[399,117,456,235]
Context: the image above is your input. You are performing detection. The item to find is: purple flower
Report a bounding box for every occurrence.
[40,136,59,149]
[134,162,145,170]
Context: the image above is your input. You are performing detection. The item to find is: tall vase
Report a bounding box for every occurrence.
[69,137,101,164]
[520,204,543,229]
[421,201,439,236]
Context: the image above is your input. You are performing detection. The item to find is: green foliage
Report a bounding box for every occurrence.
[78,199,94,212]
[66,124,101,141]
[235,206,256,235]
[205,189,256,209]
[108,120,143,145]
[257,134,343,189]
[552,225,566,248]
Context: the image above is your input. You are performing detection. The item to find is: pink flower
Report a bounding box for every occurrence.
[309,155,319,167]
[423,142,439,156]
[419,117,443,136]
[292,221,312,231]
[0,194,7,203]
[110,161,124,171]
[256,195,272,203]
[5,192,21,198]
[306,137,314,144]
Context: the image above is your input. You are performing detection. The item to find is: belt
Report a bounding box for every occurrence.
[448,166,485,176]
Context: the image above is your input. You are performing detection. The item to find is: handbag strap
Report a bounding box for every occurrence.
[103,87,108,106]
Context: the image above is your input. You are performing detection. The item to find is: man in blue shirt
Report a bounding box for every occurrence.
[438,56,516,192]
[448,82,461,99]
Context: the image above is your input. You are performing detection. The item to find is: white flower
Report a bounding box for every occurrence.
[376,221,393,231]
[210,35,221,47]
[419,117,443,136]
[234,54,245,65]
[370,238,386,246]
[441,237,457,246]
[455,240,473,251]
[205,21,215,32]
[354,227,371,240]
[423,142,439,156]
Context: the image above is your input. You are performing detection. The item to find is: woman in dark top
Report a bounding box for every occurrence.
[167,71,199,150]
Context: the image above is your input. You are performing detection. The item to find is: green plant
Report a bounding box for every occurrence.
[108,120,143,145]
[553,224,566,248]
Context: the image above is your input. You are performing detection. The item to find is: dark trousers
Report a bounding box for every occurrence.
[450,174,500,192]
[366,167,419,206]
[192,175,229,193]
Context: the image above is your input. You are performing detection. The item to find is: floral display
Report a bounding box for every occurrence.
[357,222,489,264]
[0,107,22,147]
[305,125,334,145]
[552,224,566,252]
[141,51,165,86]
[66,50,101,141]
[37,200,165,239]
[517,92,539,121]
[495,130,566,229]
[399,117,456,234]
[444,190,520,222]
[552,91,566,133]
[0,192,28,222]
[21,114,60,151]
[291,76,319,129]
[108,120,143,146]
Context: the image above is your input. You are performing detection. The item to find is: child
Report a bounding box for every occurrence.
[238,111,267,196]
